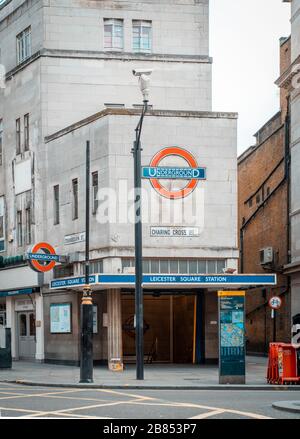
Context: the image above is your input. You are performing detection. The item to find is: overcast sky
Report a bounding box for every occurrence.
[210,0,291,154]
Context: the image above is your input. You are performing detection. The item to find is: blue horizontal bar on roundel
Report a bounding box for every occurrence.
[142,167,206,180]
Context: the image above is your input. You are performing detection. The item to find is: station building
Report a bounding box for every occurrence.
[0,0,275,366]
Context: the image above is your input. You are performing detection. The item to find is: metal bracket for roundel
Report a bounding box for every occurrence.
[27,242,60,273]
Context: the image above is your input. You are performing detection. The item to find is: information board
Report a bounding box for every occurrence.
[218,291,246,384]
[50,303,71,334]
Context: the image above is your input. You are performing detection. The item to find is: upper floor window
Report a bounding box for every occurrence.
[0,119,3,166]
[92,171,98,214]
[72,178,79,220]
[104,19,124,50]
[17,210,22,247]
[132,20,152,53]
[53,185,59,225]
[17,27,31,65]
[16,118,21,155]
[25,207,31,245]
[122,259,226,274]
[0,196,5,252]
[24,114,29,151]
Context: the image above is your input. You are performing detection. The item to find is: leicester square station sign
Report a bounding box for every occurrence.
[142,147,206,199]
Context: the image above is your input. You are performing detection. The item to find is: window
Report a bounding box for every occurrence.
[25,207,31,245]
[53,185,59,225]
[24,114,29,151]
[72,179,78,220]
[0,119,3,165]
[0,196,5,252]
[104,19,124,50]
[207,260,217,274]
[90,260,103,274]
[17,27,31,64]
[17,210,22,247]
[248,198,253,208]
[16,118,21,155]
[133,20,152,52]
[19,314,27,336]
[92,171,98,214]
[29,313,36,337]
[121,259,227,274]
[256,193,261,204]
[54,264,74,279]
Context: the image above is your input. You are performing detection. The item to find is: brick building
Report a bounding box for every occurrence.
[238,37,291,354]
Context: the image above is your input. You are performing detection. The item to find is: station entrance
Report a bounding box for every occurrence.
[122,294,195,364]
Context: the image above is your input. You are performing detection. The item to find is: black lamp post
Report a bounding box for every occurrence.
[80,140,93,383]
[132,69,152,380]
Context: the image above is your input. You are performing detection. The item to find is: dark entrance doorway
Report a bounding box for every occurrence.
[122,294,195,364]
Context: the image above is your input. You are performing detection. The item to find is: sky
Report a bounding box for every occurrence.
[210,0,291,154]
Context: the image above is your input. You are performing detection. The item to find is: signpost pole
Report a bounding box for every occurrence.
[80,140,93,383]
[133,100,148,381]
[273,309,276,342]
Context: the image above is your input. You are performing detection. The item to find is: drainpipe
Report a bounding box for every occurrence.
[285,97,291,265]
[240,228,244,274]
[284,97,292,332]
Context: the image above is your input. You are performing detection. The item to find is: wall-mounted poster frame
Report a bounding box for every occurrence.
[50,303,72,334]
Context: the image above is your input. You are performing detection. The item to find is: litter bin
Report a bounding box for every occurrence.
[0,328,12,369]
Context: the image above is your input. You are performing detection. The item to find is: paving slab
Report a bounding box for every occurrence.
[0,356,300,390]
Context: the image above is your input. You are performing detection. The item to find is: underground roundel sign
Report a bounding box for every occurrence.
[27,242,59,273]
[142,147,206,199]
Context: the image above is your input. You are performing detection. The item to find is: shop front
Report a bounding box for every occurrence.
[0,265,44,361]
[43,273,277,367]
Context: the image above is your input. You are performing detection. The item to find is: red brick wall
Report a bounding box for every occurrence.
[238,113,290,353]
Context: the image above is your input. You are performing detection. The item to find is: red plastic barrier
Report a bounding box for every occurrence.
[267,343,300,385]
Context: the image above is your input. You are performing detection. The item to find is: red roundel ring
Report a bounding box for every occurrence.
[30,242,56,273]
[149,147,199,200]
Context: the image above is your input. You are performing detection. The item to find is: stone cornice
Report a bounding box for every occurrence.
[5,48,212,81]
[275,53,300,89]
[45,108,238,144]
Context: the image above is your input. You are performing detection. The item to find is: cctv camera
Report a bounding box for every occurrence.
[132,69,153,77]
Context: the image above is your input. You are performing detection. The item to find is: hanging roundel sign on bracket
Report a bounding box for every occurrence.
[27,242,59,273]
[142,147,206,200]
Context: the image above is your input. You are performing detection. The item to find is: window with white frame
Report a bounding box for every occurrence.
[0,119,3,166]
[104,19,124,50]
[132,20,152,52]
[17,27,31,65]
[0,196,5,252]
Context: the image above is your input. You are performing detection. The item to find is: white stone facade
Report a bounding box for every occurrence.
[0,0,238,364]
[284,0,300,320]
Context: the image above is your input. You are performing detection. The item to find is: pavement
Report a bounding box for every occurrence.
[272,401,300,414]
[1,356,300,391]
